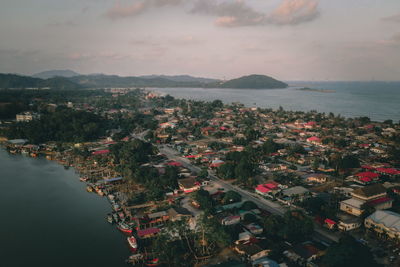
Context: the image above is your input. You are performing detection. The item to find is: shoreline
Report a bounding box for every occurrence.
[0,143,136,265]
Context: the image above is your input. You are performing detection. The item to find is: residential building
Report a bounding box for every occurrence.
[365,210,400,240]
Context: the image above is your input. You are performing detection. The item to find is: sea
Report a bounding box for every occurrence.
[0,149,130,267]
[150,81,400,122]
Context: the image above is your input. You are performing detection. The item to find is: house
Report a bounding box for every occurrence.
[376,168,400,177]
[365,210,400,240]
[304,173,328,183]
[337,213,361,231]
[178,177,200,193]
[137,227,160,239]
[351,184,392,210]
[219,214,241,226]
[354,172,379,184]
[285,241,325,264]
[16,111,40,122]
[306,136,322,145]
[255,182,280,198]
[244,223,263,235]
[159,122,176,129]
[281,186,310,204]
[324,218,337,230]
[234,240,271,262]
[340,184,393,216]
[340,198,364,217]
[167,207,192,222]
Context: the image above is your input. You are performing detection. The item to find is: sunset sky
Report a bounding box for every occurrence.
[1,0,400,80]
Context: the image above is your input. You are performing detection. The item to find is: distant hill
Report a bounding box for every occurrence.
[139,74,218,84]
[218,74,288,89]
[0,73,81,89]
[33,69,80,79]
[69,74,214,88]
[0,72,287,90]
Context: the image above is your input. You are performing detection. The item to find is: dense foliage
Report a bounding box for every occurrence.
[5,107,108,143]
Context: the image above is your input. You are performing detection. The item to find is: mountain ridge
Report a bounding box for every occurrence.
[0,73,287,90]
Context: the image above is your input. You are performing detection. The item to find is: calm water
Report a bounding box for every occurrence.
[0,149,130,267]
[151,81,400,122]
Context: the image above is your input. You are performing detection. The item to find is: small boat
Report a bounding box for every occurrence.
[118,212,125,220]
[112,213,119,223]
[95,188,104,196]
[112,204,121,211]
[145,258,159,266]
[86,186,93,192]
[127,236,138,252]
[117,222,132,235]
[107,214,114,224]
[79,177,89,182]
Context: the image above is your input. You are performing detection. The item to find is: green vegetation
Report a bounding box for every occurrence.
[5,107,107,143]
[263,210,314,243]
[322,235,379,267]
[218,74,288,89]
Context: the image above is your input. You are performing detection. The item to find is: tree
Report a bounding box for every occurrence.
[222,190,242,204]
[340,155,360,169]
[282,210,313,243]
[241,201,258,211]
[263,214,284,238]
[322,235,379,267]
[193,189,214,212]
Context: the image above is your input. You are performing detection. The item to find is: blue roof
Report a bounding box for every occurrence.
[102,177,123,183]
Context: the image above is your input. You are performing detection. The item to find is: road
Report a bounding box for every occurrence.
[158,145,339,244]
[131,132,340,244]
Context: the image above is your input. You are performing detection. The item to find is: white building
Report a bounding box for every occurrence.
[16,112,40,122]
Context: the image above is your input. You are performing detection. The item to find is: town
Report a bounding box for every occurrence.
[1,88,399,267]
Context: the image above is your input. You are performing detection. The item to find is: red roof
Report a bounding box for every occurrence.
[376,168,400,175]
[305,121,317,126]
[324,218,337,225]
[167,161,183,167]
[264,183,278,190]
[92,149,110,155]
[307,136,321,143]
[255,185,271,193]
[355,172,379,180]
[361,165,375,170]
[367,197,393,206]
[137,227,160,238]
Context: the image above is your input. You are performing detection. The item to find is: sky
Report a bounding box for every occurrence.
[0,0,400,81]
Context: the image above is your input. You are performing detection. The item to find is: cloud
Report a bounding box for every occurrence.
[382,13,400,23]
[105,0,182,20]
[191,0,266,27]
[269,0,319,25]
[378,33,400,47]
[191,0,319,27]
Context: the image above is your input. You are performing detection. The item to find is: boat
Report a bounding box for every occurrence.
[117,222,132,235]
[79,176,89,182]
[112,213,119,223]
[107,214,114,224]
[145,258,159,266]
[127,236,138,252]
[95,188,104,196]
[86,186,93,192]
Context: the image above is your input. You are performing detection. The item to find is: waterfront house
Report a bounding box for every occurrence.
[137,227,160,239]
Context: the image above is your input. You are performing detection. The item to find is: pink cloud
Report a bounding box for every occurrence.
[269,0,319,25]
